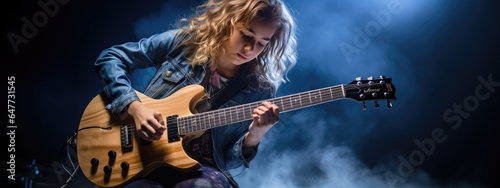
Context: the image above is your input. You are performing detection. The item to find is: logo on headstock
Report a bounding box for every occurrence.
[364,88,380,93]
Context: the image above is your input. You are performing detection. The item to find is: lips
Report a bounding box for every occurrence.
[237,53,248,60]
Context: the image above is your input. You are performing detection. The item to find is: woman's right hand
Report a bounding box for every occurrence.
[126,101,166,141]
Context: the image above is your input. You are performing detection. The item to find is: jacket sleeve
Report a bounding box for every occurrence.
[94,30,182,118]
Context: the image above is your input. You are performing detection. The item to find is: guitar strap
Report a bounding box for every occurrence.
[195,62,254,113]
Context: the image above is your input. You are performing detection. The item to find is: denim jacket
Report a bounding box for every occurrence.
[94,29,275,187]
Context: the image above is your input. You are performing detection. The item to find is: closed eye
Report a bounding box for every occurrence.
[241,31,252,39]
[241,30,267,46]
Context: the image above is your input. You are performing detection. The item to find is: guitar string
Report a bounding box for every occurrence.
[178,91,345,134]
[178,88,350,134]
[125,83,392,137]
[177,83,392,134]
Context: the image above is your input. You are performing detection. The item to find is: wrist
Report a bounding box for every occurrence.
[243,132,263,149]
[126,100,141,114]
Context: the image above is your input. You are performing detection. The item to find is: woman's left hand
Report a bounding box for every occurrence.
[244,101,279,148]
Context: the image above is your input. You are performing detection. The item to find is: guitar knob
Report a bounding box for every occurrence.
[108,150,117,159]
[121,162,129,170]
[359,94,365,99]
[380,75,385,79]
[384,92,389,97]
[367,76,374,80]
[103,165,112,174]
[374,101,380,109]
[356,77,362,81]
[387,100,392,109]
[372,93,377,97]
[362,102,367,110]
[90,158,99,166]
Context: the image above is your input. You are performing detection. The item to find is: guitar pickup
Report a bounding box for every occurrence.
[166,115,180,143]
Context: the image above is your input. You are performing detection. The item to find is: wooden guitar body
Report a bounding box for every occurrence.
[77,85,207,187]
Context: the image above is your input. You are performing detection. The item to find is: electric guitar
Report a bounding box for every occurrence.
[76,76,396,187]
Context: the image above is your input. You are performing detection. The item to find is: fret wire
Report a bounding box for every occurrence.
[197,114,202,131]
[192,114,197,132]
[214,111,218,128]
[210,111,215,130]
[186,116,191,133]
[318,89,323,102]
[201,113,205,130]
[192,115,197,132]
[217,110,222,128]
[178,118,184,135]
[234,108,239,123]
[181,117,186,134]
[235,107,240,123]
[239,108,244,122]
[308,91,312,104]
[299,93,308,106]
[197,114,201,130]
[186,116,190,133]
[176,118,181,135]
[280,97,284,111]
[236,107,241,122]
[214,111,219,128]
[207,111,212,130]
[203,112,208,131]
[185,117,189,134]
[298,93,303,107]
[190,114,196,132]
[193,114,198,132]
[329,87,334,100]
[193,115,197,131]
[204,112,209,130]
[229,108,233,125]
[242,104,246,121]
[248,104,253,120]
[224,109,228,125]
[201,113,205,131]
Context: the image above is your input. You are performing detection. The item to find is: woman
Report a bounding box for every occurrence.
[94,0,297,187]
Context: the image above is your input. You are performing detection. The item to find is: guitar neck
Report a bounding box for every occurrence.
[177,84,346,135]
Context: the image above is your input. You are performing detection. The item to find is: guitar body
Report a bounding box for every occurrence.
[77,85,207,187]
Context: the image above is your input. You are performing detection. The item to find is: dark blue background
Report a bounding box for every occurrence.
[4,0,500,187]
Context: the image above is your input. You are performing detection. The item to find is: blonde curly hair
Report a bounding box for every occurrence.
[176,0,297,89]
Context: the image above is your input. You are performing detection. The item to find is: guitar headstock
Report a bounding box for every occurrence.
[344,75,396,110]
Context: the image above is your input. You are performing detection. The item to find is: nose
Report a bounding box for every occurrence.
[244,42,255,55]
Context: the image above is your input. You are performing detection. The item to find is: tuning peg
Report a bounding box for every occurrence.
[387,100,392,109]
[367,76,374,80]
[380,75,386,79]
[374,101,380,109]
[356,77,362,81]
[362,102,367,110]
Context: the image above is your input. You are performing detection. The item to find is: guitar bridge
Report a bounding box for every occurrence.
[166,115,180,143]
[120,124,133,148]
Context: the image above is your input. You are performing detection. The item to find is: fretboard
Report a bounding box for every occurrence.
[177,85,346,135]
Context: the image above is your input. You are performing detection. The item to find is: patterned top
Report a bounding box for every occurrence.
[188,69,231,168]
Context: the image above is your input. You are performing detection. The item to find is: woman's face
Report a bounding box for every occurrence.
[222,20,278,66]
